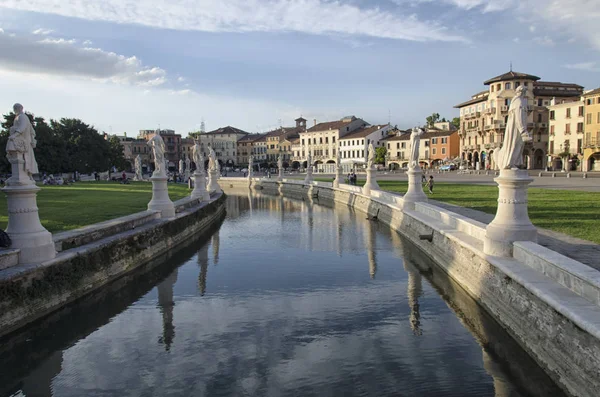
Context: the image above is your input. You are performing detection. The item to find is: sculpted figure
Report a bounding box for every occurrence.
[147,134,166,175]
[134,155,143,180]
[192,140,204,173]
[185,157,191,172]
[7,103,39,180]
[367,143,375,169]
[493,86,530,170]
[208,147,217,172]
[409,127,425,169]
[307,152,312,169]
[248,155,254,172]
[277,154,283,170]
[178,159,184,175]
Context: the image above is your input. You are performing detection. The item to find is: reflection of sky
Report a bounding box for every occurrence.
[10,194,542,396]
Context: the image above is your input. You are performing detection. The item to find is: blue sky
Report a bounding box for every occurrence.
[0,0,599,136]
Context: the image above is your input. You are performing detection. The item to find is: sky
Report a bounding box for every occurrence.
[0,0,599,137]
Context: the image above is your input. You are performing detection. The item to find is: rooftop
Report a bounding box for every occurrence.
[205,126,249,136]
[484,71,541,85]
[339,125,388,140]
[584,87,600,97]
[454,93,489,108]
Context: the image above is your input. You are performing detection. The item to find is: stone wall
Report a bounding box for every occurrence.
[224,178,600,397]
[0,193,226,338]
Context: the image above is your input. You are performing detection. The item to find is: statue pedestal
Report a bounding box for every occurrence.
[333,166,342,188]
[484,169,537,257]
[304,166,313,184]
[2,183,55,264]
[207,169,221,193]
[191,171,210,201]
[403,168,428,209]
[362,167,379,196]
[148,174,175,218]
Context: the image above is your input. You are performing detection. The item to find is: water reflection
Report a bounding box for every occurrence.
[0,192,566,397]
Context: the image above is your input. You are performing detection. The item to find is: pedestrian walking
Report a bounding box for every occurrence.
[426,175,434,194]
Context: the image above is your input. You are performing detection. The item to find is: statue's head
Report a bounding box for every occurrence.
[516,85,526,96]
[13,103,23,113]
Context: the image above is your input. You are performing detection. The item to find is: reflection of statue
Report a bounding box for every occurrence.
[367,143,376,169]
[134,155,143,180]
[493,86,530,170]
[192,140,202,171]
[148,134,166,175]
[409,127,425,169]
[7,103,39,181]
[277,154,283,170]
[208,147,217,172]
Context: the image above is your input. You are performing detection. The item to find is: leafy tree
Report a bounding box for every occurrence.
[451,117,461,129]
[108,135,127,172]
[426,112,440,127]
[375,146,387,164]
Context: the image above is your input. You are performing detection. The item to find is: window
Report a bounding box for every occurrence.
[497,83,501,91]
[442,147,446,155]
[538,99,543,106]
[579,106,584,117]
[441,137,448,144]
[577,139,583,154]
[550,111,555,120]
[565,124,571,134]
[361,150,365,158]
[505,98,511,106]
[577,122,584,133]
[566,108,571,118]
[431,138,437,144]
[537,114,542,122]
[515,82,521,88]
[325,137,328,144]
[587,113,592,124]
[587,99,593,105]
[598,112,600,123]
[505,82,511,90]
[550,141,554,154]
[491,85,495,93]
[432,148,437,155]
[332,137,336,143]
[401,142,406,149]
[397,143,400,149]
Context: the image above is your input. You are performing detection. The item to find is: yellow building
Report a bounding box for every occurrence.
[583,88,600,171]
[548,99,585,171]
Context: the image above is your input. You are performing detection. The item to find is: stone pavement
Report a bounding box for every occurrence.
[429,199,600,271]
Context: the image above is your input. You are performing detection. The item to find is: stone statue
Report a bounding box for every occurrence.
[192,140,203,173]
[367,143,375,169]
[7,103,39,183]
[134,155,143,180]
[307,152,312,169]
[185,157,191,172]
[208,147,217,172]
[493,86,530,170]
[277,154,283,170]
[147,134,166,175]
[178,159,184,175]
[248,155,254,172]
[409,127,425,169]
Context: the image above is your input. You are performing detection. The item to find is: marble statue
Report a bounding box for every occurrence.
[208,147,217,172]
[409,127,425,169]
[307,152,312,169]
[192,140,204,173]
[248,155,254,172]
[178,159,184,175]
[185,157,191,173]
[277,154,283,170]
[493,86,530,170]
[134,155,143,180]
[147,134,166,175]
[7,103,39,181]
[367,143,375,169]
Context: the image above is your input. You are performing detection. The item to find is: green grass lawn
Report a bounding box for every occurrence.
[0,182,191,233]
[316,178,600,244]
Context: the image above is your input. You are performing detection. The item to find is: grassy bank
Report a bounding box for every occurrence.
[317,178,600,244]
[0,182,191,233]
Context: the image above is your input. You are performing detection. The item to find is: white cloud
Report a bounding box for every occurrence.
[83,39,92,45]
[529,25,536,32]
[533,36,555,47]
[0,32,167,86]
[0,0,467,43]
[177,76,185,82]
[32,28,53,35]
[512,37,520,43]
[0,28,4,34]
[564,61,600,72]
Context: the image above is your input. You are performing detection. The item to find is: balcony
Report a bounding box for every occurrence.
[501,106,509,113]
[484,142,501,150]
[484,108,496,115]
[584,138,599,149]
[537,122,548,129]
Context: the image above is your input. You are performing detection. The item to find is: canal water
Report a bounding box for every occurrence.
[0,192,565,397]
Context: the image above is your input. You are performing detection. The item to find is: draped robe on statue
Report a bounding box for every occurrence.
[494,93,528,170]
[8,111,39,176]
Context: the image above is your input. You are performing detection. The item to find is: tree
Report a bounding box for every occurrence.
[375,146,387,164]
[426,112,441,127]
[451,117,461,130]
[108,135,127,172]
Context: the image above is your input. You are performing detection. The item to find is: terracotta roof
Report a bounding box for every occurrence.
[584,87,600,97]
[454,93,489,108]
[384,133,411,142]
[424,130,458,138]
[535,81,583,89]
[205,126,249,135]
[237,133,263,143]
[306,119,354,132]
[339,125,388,140]
[484,71,540,85]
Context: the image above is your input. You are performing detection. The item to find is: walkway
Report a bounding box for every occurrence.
[430,199,600,271]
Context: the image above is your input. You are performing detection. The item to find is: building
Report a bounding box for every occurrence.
[338,124,391,172]
[427,128,460,167]
[252,134,268,165]
[236,134,261,166]
[191,126,249,167]
[104,133,152,172]
[384,128,458,170]
[291,116,368,171]
[265,118,307,167]
[454,71,583,170]
[138,129,182,170]
[548,98,585,171]
[583,88,600,171]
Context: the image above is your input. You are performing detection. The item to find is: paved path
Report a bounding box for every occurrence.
[429,199,600,271]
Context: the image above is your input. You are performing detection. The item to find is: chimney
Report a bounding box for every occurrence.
[313,119,317,127]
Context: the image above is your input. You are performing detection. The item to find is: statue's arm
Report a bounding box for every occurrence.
[12,115,28,134]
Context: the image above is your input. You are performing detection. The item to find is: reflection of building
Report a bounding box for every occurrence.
[583,88,600,171]
[548,98,585,171]
[157,269,178,351]
[338,124,390,173]
[454,71,583,170]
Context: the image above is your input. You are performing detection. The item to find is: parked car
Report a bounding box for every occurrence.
[440,164,457,171]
